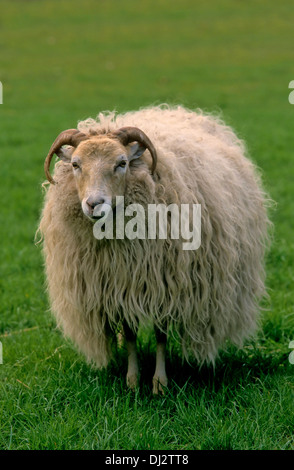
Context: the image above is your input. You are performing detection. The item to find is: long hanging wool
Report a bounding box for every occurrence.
[38,105,271,368]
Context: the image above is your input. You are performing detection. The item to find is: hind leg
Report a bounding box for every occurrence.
[152,326,168,395]
[123,321,139,390]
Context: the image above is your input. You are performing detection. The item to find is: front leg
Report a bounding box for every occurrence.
[152,326,168,395]
[123,322,139,390]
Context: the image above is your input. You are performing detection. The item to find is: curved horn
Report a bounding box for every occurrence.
[44,129,88,184]
[113,126,157,175]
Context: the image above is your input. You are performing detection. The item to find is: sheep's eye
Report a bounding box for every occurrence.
[72,162,80,169]
[115,160,127,170]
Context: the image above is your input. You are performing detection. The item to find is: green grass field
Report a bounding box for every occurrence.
[0,0,293,450]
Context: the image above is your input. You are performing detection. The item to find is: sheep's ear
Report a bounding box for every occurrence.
[127,142,146,162]
[56,145,74,163]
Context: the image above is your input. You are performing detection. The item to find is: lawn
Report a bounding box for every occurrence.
[0,0,293,450]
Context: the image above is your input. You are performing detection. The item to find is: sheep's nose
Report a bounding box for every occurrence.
[86,196,105,209]
[86,196,105,212]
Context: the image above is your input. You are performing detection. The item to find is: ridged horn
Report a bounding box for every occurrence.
[113,126,157,175]
[44,129,88,184]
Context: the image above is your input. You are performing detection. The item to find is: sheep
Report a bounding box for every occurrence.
[38,105,270,394]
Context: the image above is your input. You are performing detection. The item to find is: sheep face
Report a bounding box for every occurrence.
[60,136,146,220]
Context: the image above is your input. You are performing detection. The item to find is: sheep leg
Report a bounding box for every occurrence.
[123,322,139,390]
[152,327,168,395]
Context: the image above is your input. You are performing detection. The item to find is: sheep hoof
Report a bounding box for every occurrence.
[152,376,168,395]
[126,373,139,391]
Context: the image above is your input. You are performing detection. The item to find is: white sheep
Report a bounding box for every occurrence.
[38,105,270,394]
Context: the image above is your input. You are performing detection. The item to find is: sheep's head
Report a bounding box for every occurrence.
[44,127,157,220]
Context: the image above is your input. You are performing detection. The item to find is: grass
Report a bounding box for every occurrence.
[0,0,293,450]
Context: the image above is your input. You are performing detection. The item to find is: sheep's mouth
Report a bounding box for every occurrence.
[91,212,106,221]
[90,203,115,221]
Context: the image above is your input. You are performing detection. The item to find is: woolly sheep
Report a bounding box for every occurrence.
[38,105,270,394]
